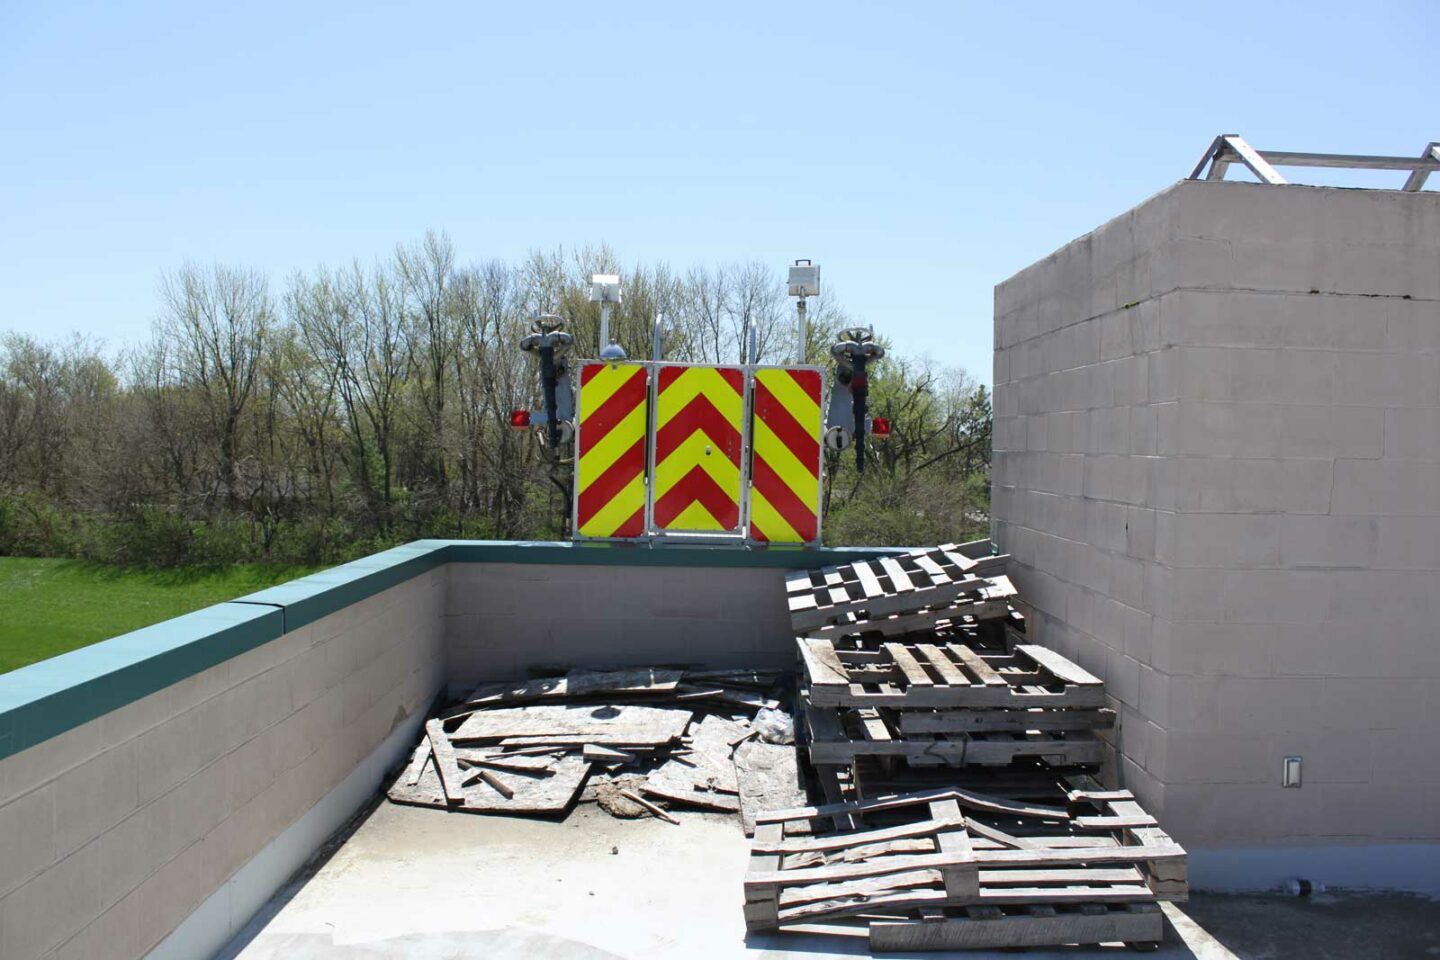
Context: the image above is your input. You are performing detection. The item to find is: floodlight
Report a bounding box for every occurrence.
[787,260,820,299]
[588,274,622,304]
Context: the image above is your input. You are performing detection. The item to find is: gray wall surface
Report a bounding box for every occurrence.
[992,179,1440,853]
[0,569,446,960]
[445,562,795,691]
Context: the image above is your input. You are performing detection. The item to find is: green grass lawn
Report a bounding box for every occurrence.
[0,557,321,674]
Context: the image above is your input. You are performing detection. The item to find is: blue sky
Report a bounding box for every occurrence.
[1,1,1434,382]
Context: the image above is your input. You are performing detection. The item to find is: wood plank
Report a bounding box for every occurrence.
[744,822,784,928]
[964,819,1037,849]
[758,787,1068,824]
[806,681,1107,710]
[884,643,935,687]
[425,719,466,804]
[621,788,679,824]
[930,799,978,900]
[807,733,1105,767]
[451,703,692,743]
[753,817,956,854]
[980,867,1145,885]
[973,842,1187,869]
[1075,814,1158,830]
[852,560,887,598]
[1067,788,1135,803]
[914,643,968,686]
[948,643,1007,686]
[901,709,1113,735]
[400,741,432,786]
[734,739,807,836]
[582,744,636,763]
[745,850,977,892]
[389,752,590,813]
[877,556,917,592]
[798,638,851,686]
[1015,644,1103,686]
[869,905,1164,951]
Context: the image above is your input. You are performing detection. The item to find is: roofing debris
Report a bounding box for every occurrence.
[386,666,806,826]
[385,539,1187,952]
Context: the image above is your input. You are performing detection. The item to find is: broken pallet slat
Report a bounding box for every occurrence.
[868,903,1163,951]
[425,718,467,804]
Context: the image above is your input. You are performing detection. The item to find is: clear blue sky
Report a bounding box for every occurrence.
[1,1,1433,382]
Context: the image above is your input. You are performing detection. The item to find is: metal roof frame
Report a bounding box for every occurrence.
[1189,134,1440,190]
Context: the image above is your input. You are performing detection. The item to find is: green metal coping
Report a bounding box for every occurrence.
[0,539,902,762]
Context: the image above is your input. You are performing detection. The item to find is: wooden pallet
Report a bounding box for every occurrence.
[799,639,1105,709]
[744,787,1184,945]
[869,902,1164,952]
[803,702,1107,767]
[787,545,1010,634]
[804,577,1020,641]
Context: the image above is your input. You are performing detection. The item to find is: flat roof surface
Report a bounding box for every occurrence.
[213,798,1438,960]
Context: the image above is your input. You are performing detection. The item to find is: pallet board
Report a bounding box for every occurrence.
[744,784,1183,950]
[803,703,1106,766]
[800,639,1104,709]
[786,545,1011,634]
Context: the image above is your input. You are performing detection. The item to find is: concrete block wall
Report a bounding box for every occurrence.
[0,568,445,960]
[445,562,795,691]
[993,178,1440,855]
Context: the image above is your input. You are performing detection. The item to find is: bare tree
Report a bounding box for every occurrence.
[157,263,273,509]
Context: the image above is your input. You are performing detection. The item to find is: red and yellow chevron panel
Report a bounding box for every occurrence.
[749,368,822,543]
[575,361,649,539]
[652,365,745,532]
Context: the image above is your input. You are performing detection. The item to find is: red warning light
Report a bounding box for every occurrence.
[871,416,891,438]
[509,410,531,429]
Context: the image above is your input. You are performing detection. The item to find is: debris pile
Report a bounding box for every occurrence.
[387,667,806,828]
[761,542,1185,951]
[743,777,1184,951]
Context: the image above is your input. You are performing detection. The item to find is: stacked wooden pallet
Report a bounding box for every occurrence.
[787,543,1016,642]
[797,635,1113,769]
[743,780,1186,952]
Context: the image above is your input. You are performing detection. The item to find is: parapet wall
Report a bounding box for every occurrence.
[992,179,1440,876]
[0,541,886,960]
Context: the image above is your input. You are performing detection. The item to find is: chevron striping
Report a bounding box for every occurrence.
[575,362,648,538]
[652,365,745,532]
[653,464,740,530]
[748,367,821,543]
[655,393,743,466]
[579,365,648,450]
[750,453,818,542]
[752,416,816,504]
[654,366,744,425]
[577,437,645,529]
[749,488,802,544]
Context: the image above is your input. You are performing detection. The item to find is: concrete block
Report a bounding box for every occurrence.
[0,840,101,960]
[1384,405,1440,459]
[1159,513,1280,568]
[1152,237,1233,294]
[1227,348,1336,404]
[1229,458,1334,515]
[1222,569,1334,624]
[1280,515,1378,568]
[1166,568,1225,621]
[1169,621,1275,678]
[51,741,140,862]
[1333,352,1440,406]
[1164,731,1268,784]
[1277,403,1384,459]
[1375,516,1440,569]
[0,785,55,901]
[1332,459,1440,515]
[1386,296,1440,352]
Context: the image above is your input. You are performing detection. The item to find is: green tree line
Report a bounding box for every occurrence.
[0,232,990,566]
